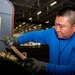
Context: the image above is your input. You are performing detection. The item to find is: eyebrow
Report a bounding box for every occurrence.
[55,22,63,26]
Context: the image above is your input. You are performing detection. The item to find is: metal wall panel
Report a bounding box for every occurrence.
[0,0,14,51]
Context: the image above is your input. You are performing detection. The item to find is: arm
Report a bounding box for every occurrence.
[24,58,75,75]
[4,28,54,46]
[17,30,48,44]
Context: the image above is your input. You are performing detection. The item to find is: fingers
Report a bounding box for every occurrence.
[4,39,14,47]
[23,58,40,73]
[4,36,15,47]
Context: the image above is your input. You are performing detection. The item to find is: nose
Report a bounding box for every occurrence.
[55,25,61,32]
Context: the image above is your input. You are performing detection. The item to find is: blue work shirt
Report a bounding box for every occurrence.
[18,28,75,75]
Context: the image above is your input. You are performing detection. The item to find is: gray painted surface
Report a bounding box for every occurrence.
[0,0,14,50]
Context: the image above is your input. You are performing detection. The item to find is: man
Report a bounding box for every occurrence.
[4,6,75,75]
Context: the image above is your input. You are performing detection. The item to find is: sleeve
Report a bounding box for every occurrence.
[46,63,75,75]
[17,30,49,44]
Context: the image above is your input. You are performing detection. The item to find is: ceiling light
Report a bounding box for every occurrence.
[25,30,27,32]
[33,26,36,29]
[23,22,25,24]
[16,27,18,29]
[29,28,31,30]
[37,11,42,15]
[39,24,42,27]
[19,25,21,27]
[50,1,57,6]
[29,17,32,20]
[52,26,55,28]
[46,21,49,23]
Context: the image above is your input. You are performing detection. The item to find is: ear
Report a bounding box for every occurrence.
[73,24,75,32]
[73,24,75,27]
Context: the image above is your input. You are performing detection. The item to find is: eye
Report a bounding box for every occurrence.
[55,23,65,28]
[59,25,65,28]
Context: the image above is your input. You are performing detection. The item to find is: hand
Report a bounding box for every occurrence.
[4,36,19,47]
[24,58,46,74]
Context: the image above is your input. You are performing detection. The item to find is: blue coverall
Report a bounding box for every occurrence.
[18,28,75,75]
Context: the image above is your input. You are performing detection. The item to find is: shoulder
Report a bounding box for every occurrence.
[42,28,55,34]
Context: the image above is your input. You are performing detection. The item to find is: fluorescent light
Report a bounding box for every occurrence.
[50,1,57,6]
[29,28,31,30]
[29,17,32,20]
[23,22,25,24]
[19,25,21,27]
[16,27,18,29]
[39,24,42,27]
[37,11,42,15]
[46,21,49,23]
[52,26,55,28]
[33,26,36,29]
[25,30,27,32]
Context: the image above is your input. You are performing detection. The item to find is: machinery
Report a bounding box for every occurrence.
[0,0,14,51]
[0,1,32,74]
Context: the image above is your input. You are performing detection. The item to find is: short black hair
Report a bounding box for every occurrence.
[57,6,75,25]
[57,6,75,16]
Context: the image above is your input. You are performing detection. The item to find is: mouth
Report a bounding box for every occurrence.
[56,32,62,38]
[56,32,61,36]
[57,33,60,36]
[55,30,62,37]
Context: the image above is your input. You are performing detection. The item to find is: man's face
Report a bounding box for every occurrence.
[55,16,75,39]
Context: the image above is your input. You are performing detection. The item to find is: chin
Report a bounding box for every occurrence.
[58,36,63,39]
